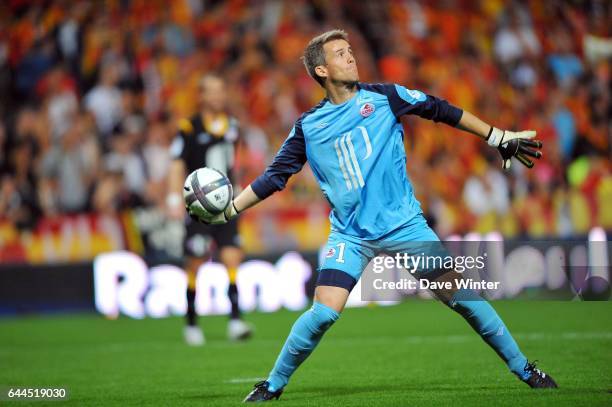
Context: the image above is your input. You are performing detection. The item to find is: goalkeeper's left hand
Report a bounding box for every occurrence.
[487,127,543,169]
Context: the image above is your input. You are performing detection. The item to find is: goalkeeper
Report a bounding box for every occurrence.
[189,29,556,401]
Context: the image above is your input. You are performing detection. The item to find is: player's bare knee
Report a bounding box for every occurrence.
[314,285,349,314]
[219,246,243,268]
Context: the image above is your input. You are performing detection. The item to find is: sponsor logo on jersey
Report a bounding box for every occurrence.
[316,122,329,129]
[357,95,372,104]
[360,102,375,118]
[325,247,336,258]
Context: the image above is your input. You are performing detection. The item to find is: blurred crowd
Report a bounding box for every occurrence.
[0,0,610,243]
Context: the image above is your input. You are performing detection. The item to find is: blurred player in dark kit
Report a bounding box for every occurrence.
[167,74,252,345]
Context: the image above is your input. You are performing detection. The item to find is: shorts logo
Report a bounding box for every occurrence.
[360,103,375,118]
[325,248,336,258]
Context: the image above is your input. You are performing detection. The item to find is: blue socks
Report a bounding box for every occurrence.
[267,302,340,392]
[266,291,529,392]
[449,289,530,380]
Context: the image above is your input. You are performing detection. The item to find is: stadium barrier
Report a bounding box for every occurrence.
[0,208,330,264]
[1,228,609,317]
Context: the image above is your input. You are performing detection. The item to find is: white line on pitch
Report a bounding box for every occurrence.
[0,332,609,355]
[225,377,266,384]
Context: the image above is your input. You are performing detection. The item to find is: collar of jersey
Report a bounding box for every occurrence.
[323,85,361,108]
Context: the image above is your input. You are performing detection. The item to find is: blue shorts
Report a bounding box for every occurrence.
[318,214,449,291]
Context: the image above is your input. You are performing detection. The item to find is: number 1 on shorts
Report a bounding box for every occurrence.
[336,242,346,263]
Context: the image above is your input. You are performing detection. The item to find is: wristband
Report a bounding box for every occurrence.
[487,127,505,147]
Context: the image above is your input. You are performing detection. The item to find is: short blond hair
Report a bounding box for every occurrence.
[302,29,349,87]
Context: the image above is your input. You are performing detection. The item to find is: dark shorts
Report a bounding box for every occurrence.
[184,217,240,258]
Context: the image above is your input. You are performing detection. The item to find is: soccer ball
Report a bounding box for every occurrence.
[183,167,232,221]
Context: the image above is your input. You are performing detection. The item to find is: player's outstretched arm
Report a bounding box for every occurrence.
[371,84,543,170]
[455,111,543,169]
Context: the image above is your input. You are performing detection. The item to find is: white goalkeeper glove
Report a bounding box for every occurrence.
[188,201,240,225]
[487,127,543,170]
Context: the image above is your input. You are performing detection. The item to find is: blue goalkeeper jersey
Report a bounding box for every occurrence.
[251,83,463,240]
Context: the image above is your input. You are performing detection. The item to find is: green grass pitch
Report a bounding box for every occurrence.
[1,301,611,406]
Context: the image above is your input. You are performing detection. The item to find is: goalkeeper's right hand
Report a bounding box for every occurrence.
[487,127,543,169]
[188,201,240,225]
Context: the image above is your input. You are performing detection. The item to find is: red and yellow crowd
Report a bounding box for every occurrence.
[0,0,610,260]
